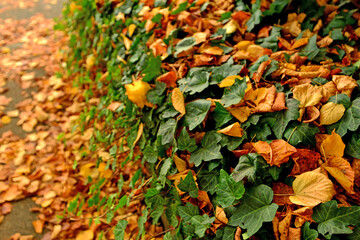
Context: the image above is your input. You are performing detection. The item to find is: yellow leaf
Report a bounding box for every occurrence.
[128,24,136,37]
[320,130,345,158]
[223,19,238,34]
[99,162,113,179]
[1,116,11,125]
[133,122,144,147]
[120,34,132,50]
[193,32,208,44]
[171,88,186,115]
[215,206,228,224]
[324,157,355,194]
[228,106,253,123]
[86,55,96,70]
[76,230,94,240]
[79,163,99,179]
[319,102,345,125]
[289,171,335,206]
[217,122,244,137]
[293,83,322,119]
[235,41,252,51]
[174,154,187,172]
[125,80,152,108]
[203,46,224,55]
[218,75,242,88]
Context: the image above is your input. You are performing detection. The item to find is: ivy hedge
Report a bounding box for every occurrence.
[59,0,360,239]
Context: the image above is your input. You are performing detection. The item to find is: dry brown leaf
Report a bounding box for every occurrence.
[319,102,345,125]
[290,149,320,176]
[303,106,320,123]
[272,182,294,205]
[252,139,297,167]
[203,46,223,55]
[107,102,122,112]
[156,71,177,88]
[217,122,244,137]
[292,38,309,49]
[320,130,345,158]
[255,86,277,112]
[0,95,12,106]
[171,88,186,115]
[279,212,292,240]
[289,171,336,206]
[332,75,358,97]
[215,206,228,224]
[271,92,287,111]
[86,55,96,70]
[32,220,44,234]
[324,156,355,194]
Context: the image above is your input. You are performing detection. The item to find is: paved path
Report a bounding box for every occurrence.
[0,1,64,239]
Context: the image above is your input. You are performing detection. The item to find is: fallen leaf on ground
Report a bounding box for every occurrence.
[319,102,345,125]
[172,88,186,115]
[217,122,244,137]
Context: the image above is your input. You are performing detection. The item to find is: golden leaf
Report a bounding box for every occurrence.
[324,156,355,194]
[319,102,345,125]
[132,123,144,147]
[218,75,242,88]
[76,230,94,240]
[171,88,186,115]
[289,171,336,206]
[174,155,187,172]
[320,130,345,158]
[224,19,238,34]
[203,46,224,55]
[125,80,152,108]
[193,32,208,44]
[1,116,11,125]
[228,106,253,123]
[127,24,136,37]
[86,55,96,70]
[293,83,323,119]
[217,122,244,137]
[215,206,228,224]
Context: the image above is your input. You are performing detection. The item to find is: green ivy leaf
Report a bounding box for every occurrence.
[157,118,177,145]
[232,153,264,184]
[348,227,360,240]
[177,202,199,222]
[143,144,158,163]
[284,122,319,146]
[263,0,290,16]
[114,220,128,240]
[336,98,360,137]
[228,184,278,237]
[313,200,360,239]
[345,133,360,158]
[272,98,300,139]
[190,131,223,167]
[257,27,282,52]
[302,222,318,240]
[142,55,161,82]
[136,209,148,240]
[247,9,262,32]
[178,171,198,198]
[190,214,215,237]
[221,77,247,107]
[174,37,196,57]
[198,169,219,195]
[213,102,233,128]
[216,169,245,208]
[328,94,351,109]
[179,70,210,94]
[299,34,319,61]
[178,128,197,152]
[183,99,211,131]
[210,58,243,84]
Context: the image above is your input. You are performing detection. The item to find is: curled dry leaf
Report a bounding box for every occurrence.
[303,106,320,123]
[290,149,320,176]
[292,83,322,120]
[228,106,253,123]
[332,75,357,97]
[156,71,177,88]
[252,139,297,167]
[132,123,144,147]
[217,122,244,137]
[319,102,345,125]
[272,182,294,205]
[171,88,186,115]
[289,171,336,207]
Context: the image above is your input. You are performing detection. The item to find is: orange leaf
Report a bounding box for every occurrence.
[215,206,228,224]
[320,130,345,158]
[32,220,44,234]
[272,182,294,205]
[157,71,177,88]
[252,140,297,167]
[323,156,355,194]
[107,102,122,112]
[228,106,253,123]
[217,122,244,137]
[289,171,336,206]
[171,88,186,115]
